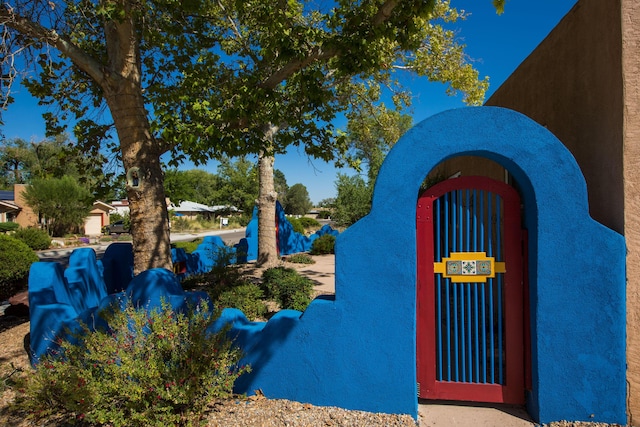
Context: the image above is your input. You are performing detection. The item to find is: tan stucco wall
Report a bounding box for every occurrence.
[428,156,506,183]
[486,0,624,234]
[13,184,39,228]
[622,0,640,424]
[485,0,640,423]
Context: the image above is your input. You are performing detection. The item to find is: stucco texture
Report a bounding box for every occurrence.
[224,107,626,424]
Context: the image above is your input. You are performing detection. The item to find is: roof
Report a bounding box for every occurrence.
[0,200,20,212]
[171,200,239,214]
[92,201,115,211]
[0,190,14,201]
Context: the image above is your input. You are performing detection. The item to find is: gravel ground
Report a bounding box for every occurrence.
[0,321,631,427]
[204,396,418,426]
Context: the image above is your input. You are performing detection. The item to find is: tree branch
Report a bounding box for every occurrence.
[0,4,106,85]
[373,0,400,26]
[259,46,337,90]
[259,0,403,89]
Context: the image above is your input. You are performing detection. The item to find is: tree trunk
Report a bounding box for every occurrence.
[257,151,279,267]
[257,125,280,267]
[105,88,172,275]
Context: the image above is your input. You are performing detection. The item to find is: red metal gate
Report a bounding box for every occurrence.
[416,176,525,404]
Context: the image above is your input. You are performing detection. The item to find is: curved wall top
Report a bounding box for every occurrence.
[230,107,625,425]
[336,107,626,424]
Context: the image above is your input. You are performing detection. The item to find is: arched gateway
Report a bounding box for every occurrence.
[227,107,626,425]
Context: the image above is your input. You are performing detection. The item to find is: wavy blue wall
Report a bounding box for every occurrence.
[225,107,626,424]
[28,107,626,424]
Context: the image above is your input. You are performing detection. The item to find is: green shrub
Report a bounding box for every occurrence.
[13,227,51,250]
[310,234,335,255]
[217,283,267,320]
[287,217,305,234]
[170,216,191,232]
[261,267,314,311]
[297,217,320,229]
[0,235,38,301]
[12,300,250,427]
[0,222,19,233]
[286,253,315,264]
[172,238,203,254]
[188,247,267,320]
[236,214,252,227]
[316,210,331,219]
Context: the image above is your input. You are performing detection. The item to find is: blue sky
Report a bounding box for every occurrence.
[1,0,579,204]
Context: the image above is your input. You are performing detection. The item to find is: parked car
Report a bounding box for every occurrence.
[102,220,129,235]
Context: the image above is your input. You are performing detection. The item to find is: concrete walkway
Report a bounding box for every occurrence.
[296,254,536,427]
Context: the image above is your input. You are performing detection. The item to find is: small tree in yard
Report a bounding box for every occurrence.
[333,174,373,227]
[284,183,312,216]
[22,176,93,237]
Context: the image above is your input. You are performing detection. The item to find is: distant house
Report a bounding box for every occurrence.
[84,201,114,236]
[169,200,240,220]
[0,184,113,236]
[0,184,39,228]
[109,199,130,217]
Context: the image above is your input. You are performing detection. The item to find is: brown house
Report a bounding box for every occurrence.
[436,0,639,423]
[0,184,39,228]
[0,184,113,236]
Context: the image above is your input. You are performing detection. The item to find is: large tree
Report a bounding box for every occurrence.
[1,0,505,272]
[155,0,499,266]
[0,0,214,273]
[164,169,220,206]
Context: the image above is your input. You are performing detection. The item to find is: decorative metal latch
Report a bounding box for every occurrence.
[433,251,505,283]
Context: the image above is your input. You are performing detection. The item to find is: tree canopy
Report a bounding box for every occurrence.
[0,0,503,271]
[23,175,93,236]
[284,183,312,216]
[0,135,116,199]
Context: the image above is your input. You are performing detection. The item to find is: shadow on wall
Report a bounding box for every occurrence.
[26,107,626,425]
[28,214,339,365]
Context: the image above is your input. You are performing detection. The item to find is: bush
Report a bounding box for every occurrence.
[188,247,267,320]
[170,216,191,232]
[287,217,305,234]
[285,253,315,264]
[297,217,320,229]
[217,283,267,320]
[12,300,250,427]
[310,234,335,255]
[0,235,38,301]
[13,227,51,250]
[172,238,203,254]
[236,214,252,227]
[0,222,19,233]
[261,267,314,311]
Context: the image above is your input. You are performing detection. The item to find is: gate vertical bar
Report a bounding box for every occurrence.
[465,189,472,382]
[488,193,495,384]
[479,190,486,383]
[445,192,451,381]
[497,195,504,384]
[453,190,459,382]
[436,197,443,381]
[473,190,480,383]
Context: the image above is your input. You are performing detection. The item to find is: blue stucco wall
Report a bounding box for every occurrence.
[27,107,626,424]
[239,201,339,262]
[224,107,625,424]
